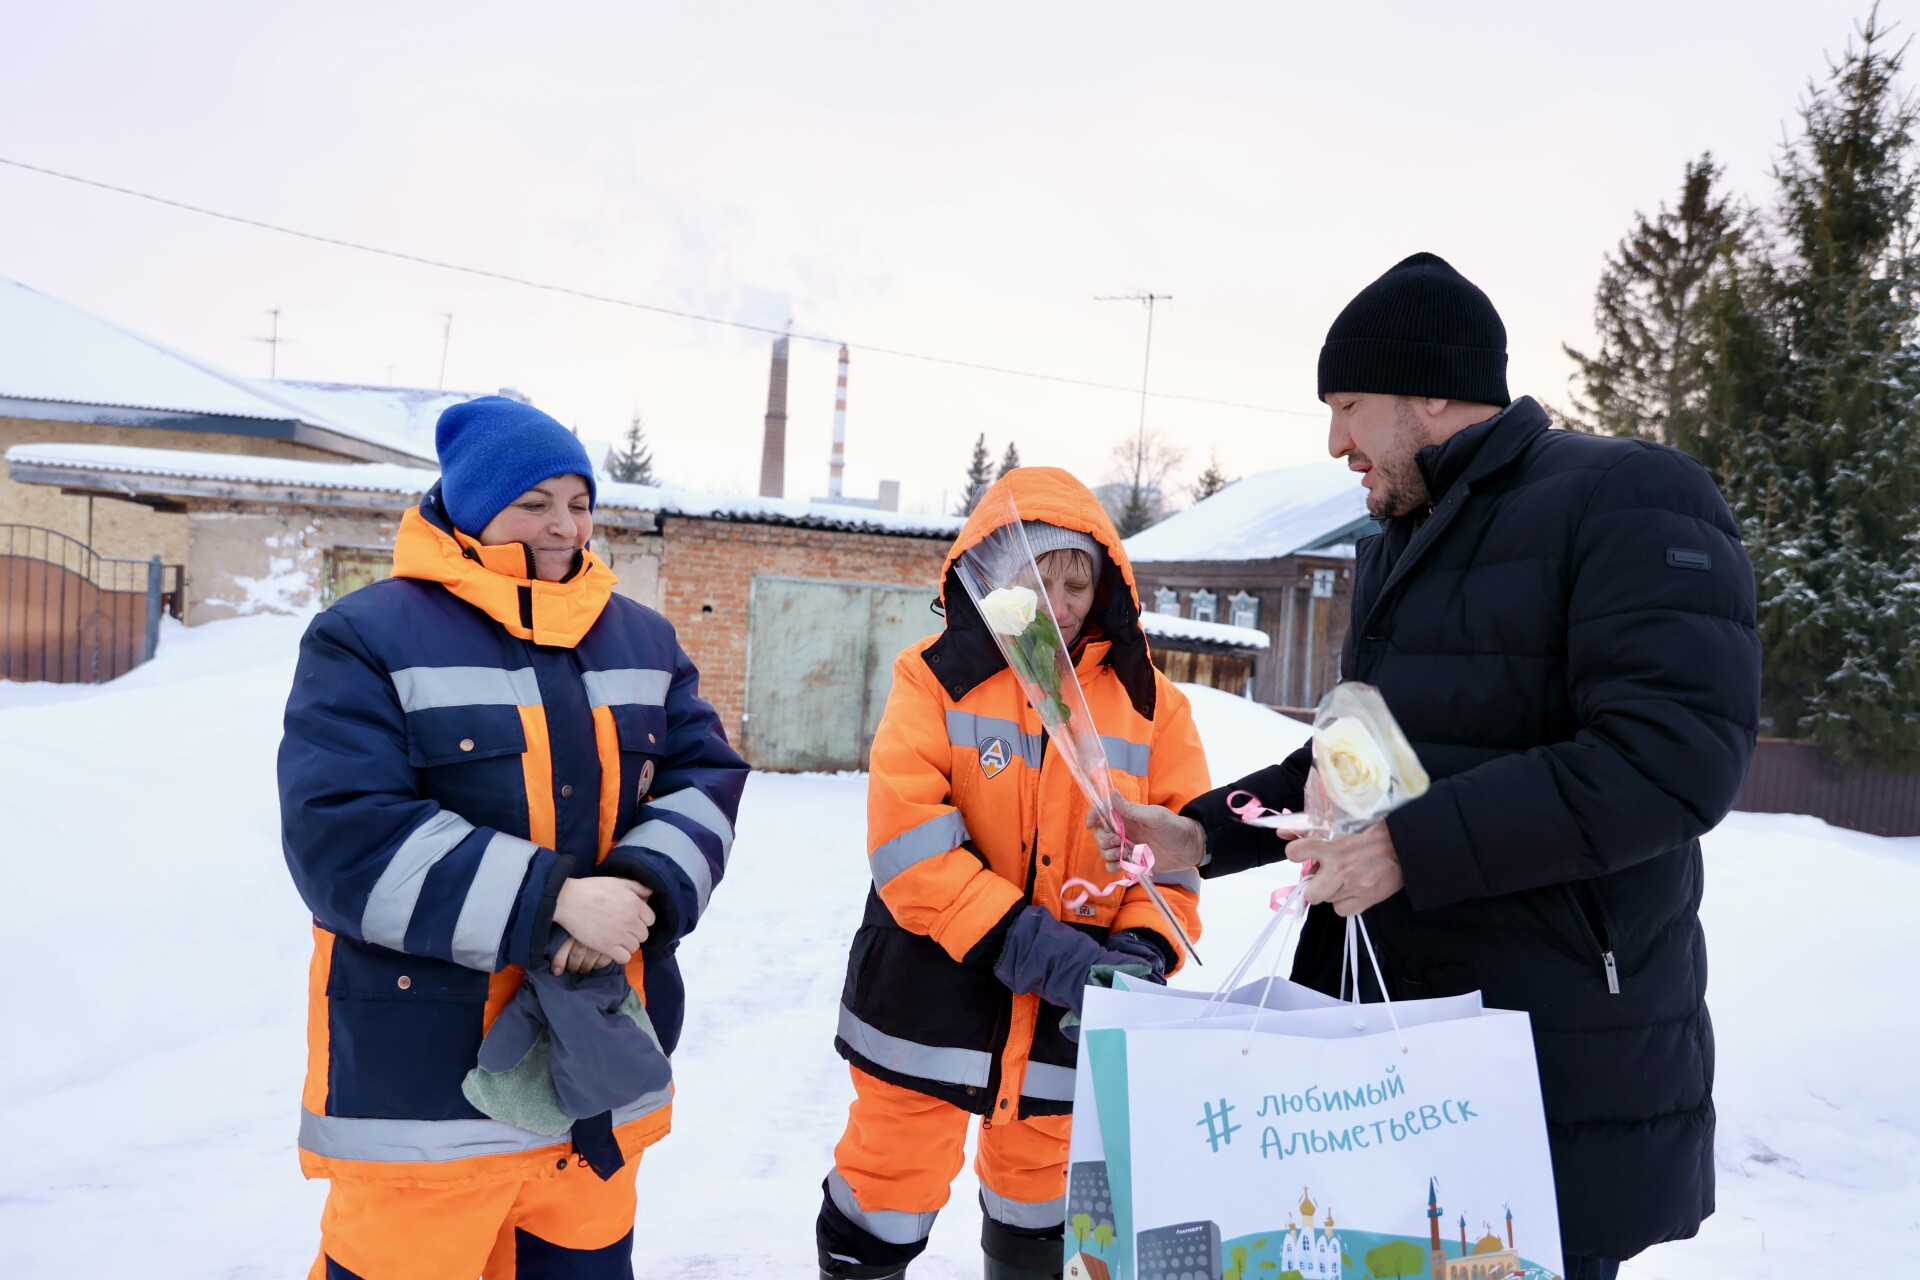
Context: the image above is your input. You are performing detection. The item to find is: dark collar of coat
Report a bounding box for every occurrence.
[1413,396,1552,505]
[920,559,1158,721]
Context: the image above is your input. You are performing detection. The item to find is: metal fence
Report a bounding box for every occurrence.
[0,525,184,684]
[1732,738,1920,837]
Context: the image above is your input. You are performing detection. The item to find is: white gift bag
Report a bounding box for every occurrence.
[1064,919,1563,1280]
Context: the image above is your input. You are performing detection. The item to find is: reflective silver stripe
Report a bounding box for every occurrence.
[449,833,541,970]
[582,668,671,708]
[1155,867,1201,894]
[298,1087,672,1164]
[869,810,971,889]
[835,1004,992,1088]
[618,820,712,918]
[980,1186,1067,1230]
[945,710,1044,764]
[826,1169,938,1245]
[647,787,735,862]
[1099,734,1151,776]
[390,666,540,712]
[1019,1061,1077,1103]
[361,811,477,950]
[946,712,1147,776]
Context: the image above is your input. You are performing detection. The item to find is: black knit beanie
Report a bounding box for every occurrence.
[1316,252,1510,406]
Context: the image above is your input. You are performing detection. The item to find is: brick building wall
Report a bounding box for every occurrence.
[0,416,350,566]
[655,517,949,745]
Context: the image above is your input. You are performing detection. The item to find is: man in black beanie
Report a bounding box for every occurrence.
[1094,253,1762,1279]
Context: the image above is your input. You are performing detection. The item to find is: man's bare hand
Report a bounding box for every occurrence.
[551,877,655,966]
[1085,797,1207,873]
[1286,822,1404,917]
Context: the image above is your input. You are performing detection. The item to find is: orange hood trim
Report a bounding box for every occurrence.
[390,506,618,649]
[941,467,1144,613]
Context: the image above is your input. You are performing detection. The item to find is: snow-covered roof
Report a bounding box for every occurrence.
[6,442,965,538]
[1139,609,1270,650]
[257,380,477,462]
[0,279,435,465]
[1123,461,1375,564]
[594,476,962,536]
[5,442,436,494]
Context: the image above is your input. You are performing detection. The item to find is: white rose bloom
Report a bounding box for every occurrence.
[980,585,1039,636]
[1314,715,1391,817]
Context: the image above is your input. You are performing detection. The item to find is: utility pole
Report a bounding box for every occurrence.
[1095,291,1170,440]
[437,313,454,390]
[1095,291,1171,533]
[254,307,290,378]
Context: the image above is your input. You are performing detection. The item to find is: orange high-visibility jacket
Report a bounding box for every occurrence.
[834,468,1210,1120]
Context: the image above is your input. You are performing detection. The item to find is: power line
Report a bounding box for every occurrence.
[0,155,1319,419]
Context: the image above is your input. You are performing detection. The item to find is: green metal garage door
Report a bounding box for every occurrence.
[744,574,941,772]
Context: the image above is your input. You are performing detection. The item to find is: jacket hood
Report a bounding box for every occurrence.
[390,481,618,648]
[928,467,1157,720]
[940,467,1144,614]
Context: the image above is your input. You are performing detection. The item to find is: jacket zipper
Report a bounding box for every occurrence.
[1021,733,1047,899]
[990,732,1047,1129]
[1572,881,1621,995]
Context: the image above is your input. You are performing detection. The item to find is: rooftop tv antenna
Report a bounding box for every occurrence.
[254,307,292,378]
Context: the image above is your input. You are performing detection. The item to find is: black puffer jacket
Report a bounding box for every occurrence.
[1190,398,1759,1260]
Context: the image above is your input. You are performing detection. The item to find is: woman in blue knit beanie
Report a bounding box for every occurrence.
[278,394,749,1278]
[436,395,601,578]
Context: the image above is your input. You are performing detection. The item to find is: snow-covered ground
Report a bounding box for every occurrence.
[0,615,1913,1276]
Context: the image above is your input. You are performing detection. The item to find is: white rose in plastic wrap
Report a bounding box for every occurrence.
[980,585,1038,636]
[1314,715,1391,817]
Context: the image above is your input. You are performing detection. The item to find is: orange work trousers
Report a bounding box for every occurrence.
[309,1153,640,1280]
[831,1067,1072,1244]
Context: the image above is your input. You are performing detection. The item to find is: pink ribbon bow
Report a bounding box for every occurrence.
[1226,789,1288,823]
[1232,790,1322,912]
[1062,843,1156,912]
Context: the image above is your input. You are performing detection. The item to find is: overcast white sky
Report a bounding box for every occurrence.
[0,1,1901,514]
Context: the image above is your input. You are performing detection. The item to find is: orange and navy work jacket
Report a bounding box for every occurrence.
[278,484,748,1185]
[834,468,1210,1120]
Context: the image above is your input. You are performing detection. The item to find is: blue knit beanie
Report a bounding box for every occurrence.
[435,396,598,535]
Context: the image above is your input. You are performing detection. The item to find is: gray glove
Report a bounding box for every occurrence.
[994,906,1164,1015]
[464,962,670,1134]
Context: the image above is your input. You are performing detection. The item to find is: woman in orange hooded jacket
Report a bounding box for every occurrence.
[816,469,1211,1280]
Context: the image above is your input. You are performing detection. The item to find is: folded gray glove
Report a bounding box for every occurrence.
[462,961,671,1136]
[993,905,1167,1015]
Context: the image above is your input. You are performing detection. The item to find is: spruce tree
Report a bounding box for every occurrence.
[1190,451,1232,502]
[998,441,1022,479]
[1563,155,1746,472]
[608,413,657,485]
[955,433,994,515]
[1750,11,1920,761]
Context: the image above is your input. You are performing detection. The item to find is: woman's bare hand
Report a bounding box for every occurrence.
[551,878,655,966]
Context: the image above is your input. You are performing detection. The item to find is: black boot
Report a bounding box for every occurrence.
[981,1217,1063,1280]
[818,1173,925,1279]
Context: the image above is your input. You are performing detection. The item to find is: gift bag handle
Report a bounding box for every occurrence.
[1210,876,1409,1056]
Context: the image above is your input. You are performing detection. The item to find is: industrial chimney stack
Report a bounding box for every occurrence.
[827,344,849,500]
[759,336,790,499]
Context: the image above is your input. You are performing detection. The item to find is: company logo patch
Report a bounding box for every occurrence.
[978,736,1012,780]
[637,758,655,800]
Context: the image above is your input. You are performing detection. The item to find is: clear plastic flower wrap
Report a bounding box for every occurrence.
[1233,682,1431,838]
[1304,682,1431,833]
[952,486,1198,960]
